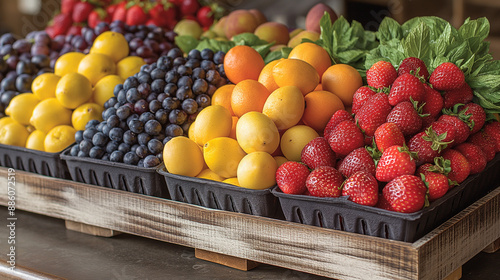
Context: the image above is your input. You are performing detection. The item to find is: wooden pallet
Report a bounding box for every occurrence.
[0,167,498,280]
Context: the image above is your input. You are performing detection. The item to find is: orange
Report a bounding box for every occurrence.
[224,45,265,84]
[258,59,281,93]
[272,58,319,95]
[302,90,345,133]
[322,64,363,107]
[211,84,236,116]
[288,42,332,80]
[229,116,238,139]
[230,79,271,117]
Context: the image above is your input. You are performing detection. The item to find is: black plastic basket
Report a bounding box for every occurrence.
[61,148,169,198]
[0,143,70,179]
[158,167,281,218]
[272,153,500,243]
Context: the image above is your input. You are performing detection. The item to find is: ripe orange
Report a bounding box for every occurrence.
[258,59,281,93]
[211,84,236,115]
[224,45,265,84]
[231,79,271,117]
[288,42,332,80]
[322,64,363,107]
[302,90,345,133]
[272,58,319,95]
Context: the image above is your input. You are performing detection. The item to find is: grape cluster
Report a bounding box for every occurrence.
[69,47,229,168]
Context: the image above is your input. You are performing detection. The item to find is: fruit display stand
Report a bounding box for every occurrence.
[1,166,498,280]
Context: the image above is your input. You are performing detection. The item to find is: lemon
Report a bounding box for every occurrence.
[280,125,319,161]
[116,56,146,80]
[5,93,40,125]
[31,73,60,100]
[236,111,280,154]
[196,169,225,182]
[30,98,72,133]
[93,75,123,107]
[44,125,76,153]
[274,156,288,167]
[77,53,116,86]
[262,86,305,130]
[54,52,85,76]
[0,121,29,147]
[237,152,277,190]
[55,72,93,109]
[193,105,232,146]
[90,31,129,63]
[223,177,240,186]
[203,137,247,178]
[163,136,204,177]
[0,117,15,127]
[25,130,46,151]
[72,103,104,131]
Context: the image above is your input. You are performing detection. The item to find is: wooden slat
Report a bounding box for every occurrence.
[195,249,259,271]
[483,237,500,253]
[443,267,462,280]
[64,220,120,237]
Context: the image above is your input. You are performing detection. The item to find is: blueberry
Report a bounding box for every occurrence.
[147,139,163,154]
[192,79,208,95]
[177,76,193,88]
[123,151,140,165]
[201,60,215,71]
[177,65,192,76]
[151,79,166,93]
[134,99,149,114]
[155,109,168,125]
[109,150,124,162]
[139,111,155,123]
[135,145,149,159]
[79,139,93,154]
[106,141,120,154]
[128,119,144,134]
[75,130,84,143]
[83,128,98,141]
[118,142,131,153]
[116,105,132,120]
[150,68,166,80]
[107,115,120,128]
[109,127,124,142]
[213,51,225,65]
[138,132,152,146]
[185,59,200,69]
[96,121,107,132]
[123,76,139,91]
[105,97,118,109]
[102,107,116,120]
[181,98,198,115]
[86,119,100,129]
[116,89,127,104]
[137,83,151,98]
[164,70,179,83]
[149,99,162,113]
[192,68,206,80]
[126,88,141,103]
[196,94,211,108]
[70,145,80,156]
[165,124,184,137]
[200,49,214,61]
[89,146,105,159]
[187,49,202,60]
[137,72,152,84]
[77,150,88,157]
[143,155,160,168]
[123,130,138,145]
[175,86,193,100]
[164,83,177,95]
[163,136,173,145]
[113,84,123,97]
[92,132,108,147]
[145,119,162,135]
[167,48,183,58]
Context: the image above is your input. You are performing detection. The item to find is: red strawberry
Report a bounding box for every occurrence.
[467,131,496,161]
[352,86,376,115]
[88,9,110,29]
[180,0,201,16]
[386,101,423,136]
[418,171,449,201]
[382,175,427,213]
[459,102,485,134]
[455,143,487,174]
[301,137,336,170]
[483,121,500,152]
[323,109,353,139]
[149,3,177,28]
[429,121,457,146]
[374,122,405,153]
[366,61,398,89]
[112,2,127,22]
[306,166,344,197]
[126,5,149,26]
[442,149,470,184]
[397,57,430,80]
[276,161,310,195]
[376,145,417,182]
[429,62,465,91]
[408,125,452,165]
[388,73,425,106]
[342,171,379,206]
[376,193,394,211]
[46,13,73,38]
[355,93,392,137]
[442,83,473,109]
[338,147,376,178]
[61,0,79,15]
[328,120,365,158]
[66,25,82,36]
[196,6,214,28]
[72,1,94,23]
[438,113,471,145]
[422,83,444,118]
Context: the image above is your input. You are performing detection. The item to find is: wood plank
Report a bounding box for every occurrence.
[65,220,120,237]
[195,249,259,271]
[443,267,462,280]
[483,237,500,253]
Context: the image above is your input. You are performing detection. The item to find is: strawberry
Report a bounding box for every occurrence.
[72,1,94,23]
[327,120,365,158]
[429,121,457,145]
[418,171,449,201]
[376,145,416,182]
[275,161,310,195]
[422,83,443,118]
[382,175,427,213]
[367,61,398,89]
[306,166,344,197]
[149,3,177,28]
[459,102,486,134]
[376,193,395,211]
[467,131,496,161]
[46,13,73,38]
[301,137,336,170]
[341,171,379,206]
[438,112,472,145]
[323,109,353,139]
[429,62,465,91]
[408,125,452,165]
[442,149,470,184]
[355,92,392,137]
[351,86,376,115]
[196,6,214,28]
[112,2,127,22]
[442,83,473,109]
[374,122,405,153]
[126,5,149,26]
[180,0,201,16]
[455,143,487,174]
[61,0,79,15]
[388,73,425,106]
[338,147,376,178]
[88,9,110,29]
[483,121,500,152]
[397,57,430,80]
[66,25,82,36]
[386,101,423,136]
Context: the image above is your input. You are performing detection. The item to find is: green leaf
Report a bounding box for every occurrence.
[459,17,490,42]
[377,17,402,42]
[174,35,200,54]
[252,43,274,58]
[195,39,235,53]
[433,23,452,57]
[403,22,431,61]
[231,33,268,46]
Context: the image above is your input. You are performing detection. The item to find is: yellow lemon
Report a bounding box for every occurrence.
[236,111,280,154]
[274,156,288,167]
[25,130,46,151]
[5,93,40,125]
[163,136,204,177]
[93,75,123,107]
[55,72,93,109]
[262,85,305,130]
[116,56,145,80]
[237,151,277,190]
[203,137,247,178]
[223,177,240,186]
[0,117,15,127]
[0,121,29,147]
[196,169,225,182]
[54,52,85,76]
[77,53,116,86]
[31,73,60,100]
[90,31,129,63]
[30,98,72,133]
[193,105,232,146]
[44,125,76,153]
[280,125,319,161]
[72,103,104,131]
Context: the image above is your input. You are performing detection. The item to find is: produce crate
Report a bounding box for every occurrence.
[60,148,169,198]
[0,143,70,179]
[272,153,500,243]
[158,167,281,218]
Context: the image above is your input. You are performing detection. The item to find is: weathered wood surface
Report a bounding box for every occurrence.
[0,168,498,280]
[483,237,500,253]
[65,220,120,237]
[195,249,259,271]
